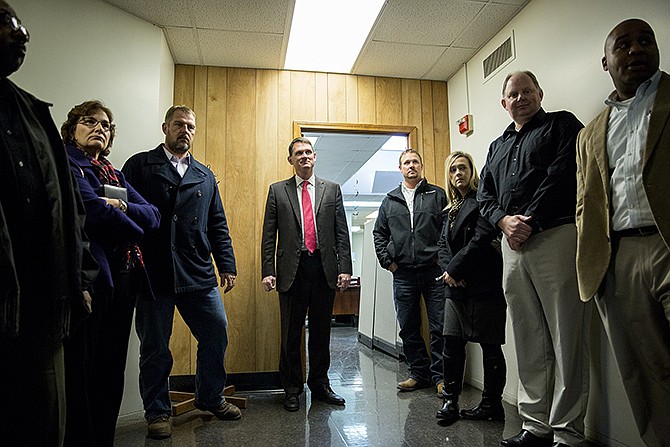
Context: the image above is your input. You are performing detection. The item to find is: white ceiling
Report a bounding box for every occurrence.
[101,0,530,81]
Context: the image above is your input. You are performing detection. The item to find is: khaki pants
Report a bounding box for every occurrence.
[502,224,591,446]
[596,232,670,447]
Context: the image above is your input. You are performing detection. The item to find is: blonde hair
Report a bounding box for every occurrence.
[444,151,479,209]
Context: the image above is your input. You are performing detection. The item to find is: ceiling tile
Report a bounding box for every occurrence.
[424,47,478,80]
[191,0,291,34]
[452,3,521,48]
[164,27,201,65]
[372,0,485,46]
[355,41,446,79]
[198,29,283,68]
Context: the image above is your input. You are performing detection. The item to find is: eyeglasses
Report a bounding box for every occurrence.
[0,11,29,40]
[79,117,114,132]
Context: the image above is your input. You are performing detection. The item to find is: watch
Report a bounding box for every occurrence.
[119,199,128,213]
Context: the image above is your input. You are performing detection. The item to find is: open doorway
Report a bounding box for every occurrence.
[294,122,417,355]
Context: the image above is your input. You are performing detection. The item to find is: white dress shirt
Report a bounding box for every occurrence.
[605,70,661,231]
[163,145,190,178]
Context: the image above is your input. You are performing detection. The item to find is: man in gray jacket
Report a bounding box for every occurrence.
[373,149,446,395]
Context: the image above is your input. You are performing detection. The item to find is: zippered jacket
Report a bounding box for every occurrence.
[373,180,446,270]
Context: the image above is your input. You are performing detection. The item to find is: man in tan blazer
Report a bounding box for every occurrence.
[261,137,352,412]
[576,19,670,447]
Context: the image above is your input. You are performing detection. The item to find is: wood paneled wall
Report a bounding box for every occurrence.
[171,65,450,375]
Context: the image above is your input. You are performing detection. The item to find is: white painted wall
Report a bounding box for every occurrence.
[10,0,173,167]
[9,0,174,417]
[447,0,670,445]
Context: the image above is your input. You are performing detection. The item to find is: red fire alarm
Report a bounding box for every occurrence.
[457,114,473,135]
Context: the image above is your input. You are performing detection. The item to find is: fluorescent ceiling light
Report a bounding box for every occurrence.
[284,0,385,73]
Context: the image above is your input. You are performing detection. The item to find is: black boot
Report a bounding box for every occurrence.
[436,390,459,424]
[436,355,465,425]
[460,355,506,421]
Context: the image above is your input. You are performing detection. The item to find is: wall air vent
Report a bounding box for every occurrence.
[483,32,515,83]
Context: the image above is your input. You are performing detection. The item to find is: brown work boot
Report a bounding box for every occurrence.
[397,377,431,391]
[195,400,242,420]
[147,415,172,439]
[436,381,444,397]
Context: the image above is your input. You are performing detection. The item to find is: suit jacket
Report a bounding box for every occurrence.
[438,194,502,299]
[576,71,670,302]
[261,176,352,293]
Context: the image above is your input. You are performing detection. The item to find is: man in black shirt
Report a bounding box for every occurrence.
[478,71,591,447]
[0,1,95,445]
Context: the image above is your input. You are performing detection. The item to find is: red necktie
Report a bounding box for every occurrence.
[302,180,316,253]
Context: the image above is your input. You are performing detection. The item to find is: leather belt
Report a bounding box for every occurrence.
[612,225,659,238]
[532,216,575,234]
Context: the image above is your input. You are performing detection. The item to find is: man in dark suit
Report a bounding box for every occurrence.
[261,137,352,412]
[0,1,96,444]
[576,19,670,446]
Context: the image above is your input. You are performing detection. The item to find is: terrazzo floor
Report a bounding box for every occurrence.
[114,326,540,446]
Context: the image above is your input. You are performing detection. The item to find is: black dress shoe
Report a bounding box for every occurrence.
[460,400,505,421]
[501,430,552,447]
[311,386,345,405]
[283,393,300,412]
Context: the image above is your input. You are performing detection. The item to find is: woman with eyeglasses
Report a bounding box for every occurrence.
[435,151,507,426]
[60,100,160,446]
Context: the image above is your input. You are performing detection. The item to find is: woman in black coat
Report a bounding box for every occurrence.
[435,151,507,425]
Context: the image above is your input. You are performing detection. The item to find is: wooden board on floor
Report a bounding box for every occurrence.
[169,388,247,415]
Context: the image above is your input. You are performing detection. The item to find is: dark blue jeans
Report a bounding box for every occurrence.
[392,264,445,384]
[136,287,229,421]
